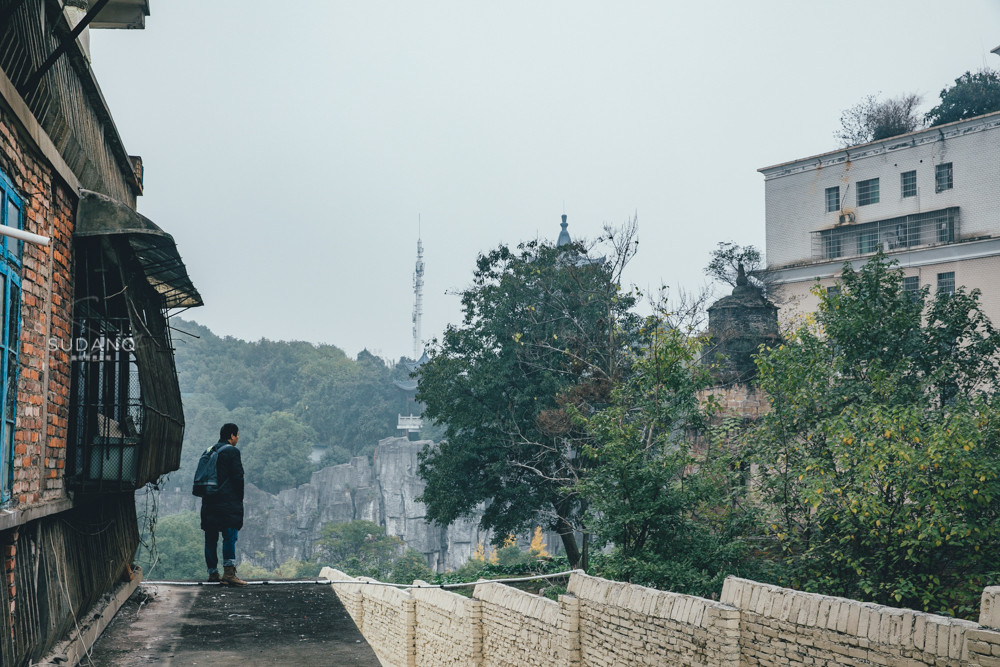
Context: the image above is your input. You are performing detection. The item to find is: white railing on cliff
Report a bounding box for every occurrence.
[321,566,1000,666]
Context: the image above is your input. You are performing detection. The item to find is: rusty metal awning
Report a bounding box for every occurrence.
[75,189,203,309]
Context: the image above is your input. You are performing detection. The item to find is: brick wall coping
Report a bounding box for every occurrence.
[981,586,1000,630]
[723,576,980,658]
[474,581,559,626]
[568,571,735,628]
[409,580,475,617]
[0,498,73,533]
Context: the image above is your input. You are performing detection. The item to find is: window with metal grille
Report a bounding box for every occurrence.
[0,173,22,504]
[903,276,920,301]
[824,234,843,260]
[812,207,958,261]
[937,272,955,296]
[901,170,917,198]
[68,241,142,491]
[935,163,953,192]
[825,186,840,213]
[856,178,880,206]
[859,230,880,254]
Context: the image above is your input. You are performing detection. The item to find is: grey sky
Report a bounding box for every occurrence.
[88,1,1000,361]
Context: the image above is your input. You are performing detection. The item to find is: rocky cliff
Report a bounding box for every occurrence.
[154,436,560,572]
[235,437,491,571]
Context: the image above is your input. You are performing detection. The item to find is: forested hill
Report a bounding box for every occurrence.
[166,318,423,494]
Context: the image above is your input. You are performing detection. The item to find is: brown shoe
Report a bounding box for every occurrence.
[221,565,248,587]
[208,571,221,583]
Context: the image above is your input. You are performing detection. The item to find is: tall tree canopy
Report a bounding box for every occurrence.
[748,252,1000,616]
[835,93,922,146]
[926,69,1000,127]
[416,227,639,567]
[704,241,772,294]
[574,319,758,596]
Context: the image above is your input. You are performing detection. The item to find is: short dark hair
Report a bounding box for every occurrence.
[220,423,239,441]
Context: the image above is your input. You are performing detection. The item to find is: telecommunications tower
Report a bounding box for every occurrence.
[411,227,424,359]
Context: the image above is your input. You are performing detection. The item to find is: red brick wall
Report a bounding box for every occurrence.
[0,105,75,506]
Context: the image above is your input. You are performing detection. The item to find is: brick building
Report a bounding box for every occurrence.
[761,110,1000,325]
[0,1,200,663]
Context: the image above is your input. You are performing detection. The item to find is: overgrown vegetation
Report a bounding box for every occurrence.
[167,319,421,494]
[748,252,1000,617]
[417,222,642,568]
[417,239,1000,618]
[835,66,1000,147]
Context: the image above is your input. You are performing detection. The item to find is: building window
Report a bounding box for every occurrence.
[937,272,955,296]
[826,285,841,297]
[901,170,917,198]
[825,186,840,213]
[902,276,920,299]
[935,163,953,192]
[0,174,23,504]
[824,234,843,260]
[859,230,880,254]
[857,178,880,206]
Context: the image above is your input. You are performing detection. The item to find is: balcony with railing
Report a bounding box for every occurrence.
[812,207,960,262]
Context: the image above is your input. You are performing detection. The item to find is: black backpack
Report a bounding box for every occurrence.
[192,443,228,497]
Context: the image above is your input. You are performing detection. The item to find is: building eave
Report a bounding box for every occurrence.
[758,110,1000,179]
[769,236,1000,285]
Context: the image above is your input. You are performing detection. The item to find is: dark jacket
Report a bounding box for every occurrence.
[200,441,245,531]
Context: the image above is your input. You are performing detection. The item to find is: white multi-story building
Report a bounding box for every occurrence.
[761,110,1000,325]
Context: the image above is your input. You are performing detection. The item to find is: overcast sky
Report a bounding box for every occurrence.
[88,1,1000,361]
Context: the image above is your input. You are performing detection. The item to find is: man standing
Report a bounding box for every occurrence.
[201,423,248,586]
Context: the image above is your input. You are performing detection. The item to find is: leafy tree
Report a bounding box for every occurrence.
[314,520,404,579]
[575,319,760,596]
[705,242,772,294]
[241,411,318,493]
[136,511,204,581]
[926,69,1000,127]
[389,549,435,584]
[748,251,1000,617]
[417,224,640,567]
[835,93,922,146]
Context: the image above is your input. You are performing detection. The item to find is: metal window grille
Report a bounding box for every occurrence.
[825,186,840,213]
[937,272,955,296]
[901,170,917,198]
[935,163,953,192]
[856,178,880,206]
[68,317,142,491]
[812,207,959,261]
[903,276,920,294]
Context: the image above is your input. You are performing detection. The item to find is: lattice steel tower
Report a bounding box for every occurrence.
[411,229,424,359]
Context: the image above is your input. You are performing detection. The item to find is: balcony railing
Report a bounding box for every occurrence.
[812,207,960,262]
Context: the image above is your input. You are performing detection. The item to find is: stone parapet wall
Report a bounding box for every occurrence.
[569,572,739,666]
[410,583,482,665]
[722,577,994,666]
[327,569,1000,666]
[474,581,563,666]
[981,587,1000,631]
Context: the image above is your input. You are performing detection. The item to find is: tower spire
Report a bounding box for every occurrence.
[411,219,425,359]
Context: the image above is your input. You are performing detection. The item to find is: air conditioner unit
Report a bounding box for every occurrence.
[839,212,856,224]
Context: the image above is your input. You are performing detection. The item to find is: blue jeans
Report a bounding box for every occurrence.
[204,527,238,573]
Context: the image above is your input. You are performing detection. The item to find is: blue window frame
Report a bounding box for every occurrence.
[0,172,22,504]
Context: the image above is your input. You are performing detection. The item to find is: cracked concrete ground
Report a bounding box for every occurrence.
[84,582,380,666]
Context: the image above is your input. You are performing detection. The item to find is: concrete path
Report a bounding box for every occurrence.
[85,582,380,666]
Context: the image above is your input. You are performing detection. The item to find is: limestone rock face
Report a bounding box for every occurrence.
[236,437,490,571]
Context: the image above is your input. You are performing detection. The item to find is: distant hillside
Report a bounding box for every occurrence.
[164,318,422,494]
